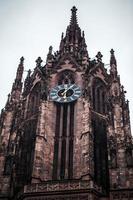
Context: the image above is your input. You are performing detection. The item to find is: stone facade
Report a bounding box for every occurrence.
[0,6,133,200]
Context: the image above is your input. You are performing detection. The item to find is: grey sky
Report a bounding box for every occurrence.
[0,0,133,133]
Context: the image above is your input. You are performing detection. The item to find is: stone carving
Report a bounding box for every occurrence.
[24,180,91,193]
[111,191,133,199]
[0,6,133,200]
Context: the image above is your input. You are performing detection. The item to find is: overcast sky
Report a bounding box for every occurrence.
[0,0,133,133]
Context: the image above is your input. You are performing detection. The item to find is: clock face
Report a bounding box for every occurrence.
[50,84,81,103]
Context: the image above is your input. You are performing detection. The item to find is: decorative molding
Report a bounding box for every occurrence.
[23,180,101,194]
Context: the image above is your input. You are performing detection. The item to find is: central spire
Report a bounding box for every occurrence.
[58,6,88,59]
[70,6,78,28]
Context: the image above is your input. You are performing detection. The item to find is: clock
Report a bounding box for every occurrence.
[50,84,81,103]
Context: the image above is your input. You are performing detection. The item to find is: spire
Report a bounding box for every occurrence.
[46,46,54,67]
[70,6,78,28]
[23,69,31,95]
[13,57,24,88]
[15,56,24,82]
[10,57,24,101]
[110,49,118,77]
[58,6,88,61]
[110,49,117,66]
[68,6,80,37]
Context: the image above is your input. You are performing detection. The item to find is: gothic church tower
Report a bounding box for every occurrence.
[0,6,133,200]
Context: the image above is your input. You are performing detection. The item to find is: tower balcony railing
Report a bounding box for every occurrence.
[16,179,102,199]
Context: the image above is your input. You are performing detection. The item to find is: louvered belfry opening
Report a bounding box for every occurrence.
[53,70,75,180]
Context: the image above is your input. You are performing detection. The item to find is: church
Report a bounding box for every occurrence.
[0,6,133,200]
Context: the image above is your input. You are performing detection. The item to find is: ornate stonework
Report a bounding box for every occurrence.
[0,6,133,200]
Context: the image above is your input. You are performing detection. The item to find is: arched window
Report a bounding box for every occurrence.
[92,78,107,114]
[18,82,41,184]
[58,70,75,85]
[53,70,75,180]
[17,120,37,184]
[27,82,41,118]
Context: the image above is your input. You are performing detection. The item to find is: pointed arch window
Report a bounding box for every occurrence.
[17,82,41,183]
[27,82,41,118]
[53,70,75,180]
[17,120,37,183]
[58,70,75,85]
[92,78,107,114]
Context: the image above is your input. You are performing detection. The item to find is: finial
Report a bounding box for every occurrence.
[15,56,24,83]
[20,56,24,65]
[27,69,31,77]
[47,46,54,63]
[71,6,77,13]
[121,85,124,92]
[96,51,103,62]
[110,49,114,55]
[48,46,53,54]
[36,57,43,67]
[110,49,117,65]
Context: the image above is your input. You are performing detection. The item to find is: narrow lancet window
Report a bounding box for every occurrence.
[53,70,75,180]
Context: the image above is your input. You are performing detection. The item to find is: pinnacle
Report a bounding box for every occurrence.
[71,6,77,13]
[59,6,86,57]
[20,56,24,65]
[110,49,117,66]
[110,49,114,55]
[70,6,78,27]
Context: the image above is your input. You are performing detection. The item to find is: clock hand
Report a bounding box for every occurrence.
[61,89,67,96]
[61,85,74,96]
[67,84,74,91]
[63,92,67,98]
